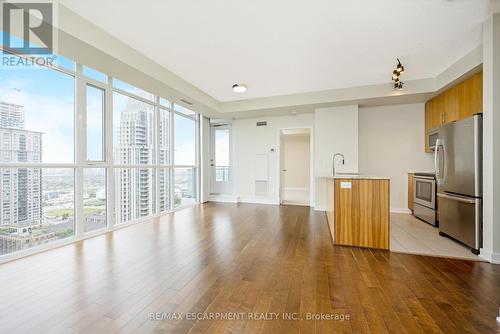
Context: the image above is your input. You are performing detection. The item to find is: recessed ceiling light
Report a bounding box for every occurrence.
[232,84,247,93]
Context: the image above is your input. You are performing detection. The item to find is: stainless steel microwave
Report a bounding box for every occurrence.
[428,127,439,151]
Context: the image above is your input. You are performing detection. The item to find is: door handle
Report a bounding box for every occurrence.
[434,139,444,185]
[437,193,476,204]
[434,139,440,178]
[282,169,287,172]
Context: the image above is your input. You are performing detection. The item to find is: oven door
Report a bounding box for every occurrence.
[413,176,436,209]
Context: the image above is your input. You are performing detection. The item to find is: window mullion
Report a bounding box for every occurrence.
[74,64,85,239]
[155,97,160,214]
[170,104,175,210]
[105,75,115,229]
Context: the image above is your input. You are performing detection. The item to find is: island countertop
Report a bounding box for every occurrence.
[318,174,391,180]
[324,177,390,250]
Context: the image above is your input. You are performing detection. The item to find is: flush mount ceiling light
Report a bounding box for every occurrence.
[232,84,247,93]
[391,58,405,90]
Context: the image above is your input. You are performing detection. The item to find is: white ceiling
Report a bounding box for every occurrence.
[60,0,500,102]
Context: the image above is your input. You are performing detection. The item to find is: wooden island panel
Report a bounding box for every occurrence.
[334,178,390,249]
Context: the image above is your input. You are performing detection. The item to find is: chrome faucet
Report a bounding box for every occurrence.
[332,153,345,176]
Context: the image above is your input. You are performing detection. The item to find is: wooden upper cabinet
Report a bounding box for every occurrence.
[433,94,445,126]
[443,85,459,123]
[424,71,482,153]
[458,71,483,119]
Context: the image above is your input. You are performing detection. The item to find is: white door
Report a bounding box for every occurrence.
[210,125,232,194]
[280,132,310,205]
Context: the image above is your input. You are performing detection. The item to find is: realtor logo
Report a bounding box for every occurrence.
[2,1,53,54]
[1,0,58,67]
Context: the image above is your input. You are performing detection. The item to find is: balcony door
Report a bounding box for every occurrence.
[210,125,232,194]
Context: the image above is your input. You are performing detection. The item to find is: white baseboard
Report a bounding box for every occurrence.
[238,197,280,205]
[208,194,239,203]
[315,207,410,213]
[478,249,500,264]
[491,252,500,264]
[390,207,412,214]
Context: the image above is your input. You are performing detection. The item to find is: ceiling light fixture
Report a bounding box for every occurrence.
[392,70,399,81]
[391,58,405,90]
[396,58,404,73]
[232,84,247,93]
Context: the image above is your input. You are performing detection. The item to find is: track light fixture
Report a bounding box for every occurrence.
[391,58,405,90]
[396,58,404,73]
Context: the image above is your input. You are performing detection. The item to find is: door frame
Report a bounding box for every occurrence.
[277,126,314,206]
[209,123,232,195]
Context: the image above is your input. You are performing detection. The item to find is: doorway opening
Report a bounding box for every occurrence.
[279,128,311,206]
[210,124,232,195]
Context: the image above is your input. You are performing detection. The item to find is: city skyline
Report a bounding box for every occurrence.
[0,51,198,255]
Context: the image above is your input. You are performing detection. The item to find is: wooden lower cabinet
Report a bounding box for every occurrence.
[408,173,414,212]
[333,178,390,250]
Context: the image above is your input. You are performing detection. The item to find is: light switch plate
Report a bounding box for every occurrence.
[340,181,352,189]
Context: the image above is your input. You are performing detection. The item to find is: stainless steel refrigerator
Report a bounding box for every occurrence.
[435,114,482,254]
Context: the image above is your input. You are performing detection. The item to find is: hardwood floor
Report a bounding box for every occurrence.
[0,203,499,334]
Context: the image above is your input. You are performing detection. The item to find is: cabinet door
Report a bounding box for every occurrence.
[459,72,483,119]
[408,173,414,211]
[432,94,444,127]
[444,86,459,124]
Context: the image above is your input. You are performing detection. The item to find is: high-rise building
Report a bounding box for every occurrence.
[0,102,43,226]
[114,99,156,223]
[0,101,48,254]
[0,102,25,129]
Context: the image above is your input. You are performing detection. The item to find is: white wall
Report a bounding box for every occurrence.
[358,103,434,212]
[482,13,500,263]
[233,113,314,204]
[314,105,359,209]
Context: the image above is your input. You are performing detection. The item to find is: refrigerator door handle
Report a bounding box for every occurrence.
[435,139,444,185]
[437,192,477,204]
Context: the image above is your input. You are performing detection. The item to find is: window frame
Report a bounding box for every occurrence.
[0,43,201,261]
[172,109,200,208]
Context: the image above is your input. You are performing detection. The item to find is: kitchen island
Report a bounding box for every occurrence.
[323,175,390,250]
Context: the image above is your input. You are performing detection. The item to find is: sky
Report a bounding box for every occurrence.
[0,62,76,163]
[1,32,198,166]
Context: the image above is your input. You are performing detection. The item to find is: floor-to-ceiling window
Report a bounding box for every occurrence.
[112,86,157,224]
[0,53,76,255]
[82,68,107,233]
[0,36,200,259]
[173,104,198,207]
